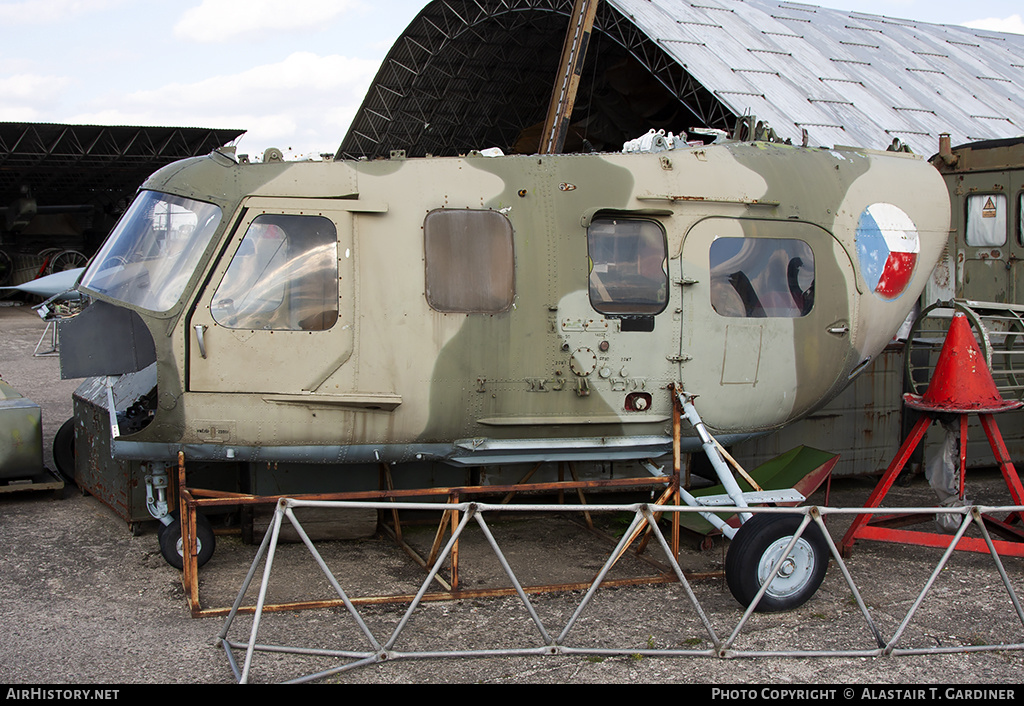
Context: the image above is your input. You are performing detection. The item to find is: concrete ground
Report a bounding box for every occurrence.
[1,303,1022,685]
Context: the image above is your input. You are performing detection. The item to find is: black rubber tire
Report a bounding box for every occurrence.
[725,513,829,612]
[159,511,216,570]
[52,417,77,483]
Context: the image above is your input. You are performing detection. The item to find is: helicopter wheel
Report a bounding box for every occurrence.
[159,511,216,570]
[52,417,77,484]
[725,513,828,612]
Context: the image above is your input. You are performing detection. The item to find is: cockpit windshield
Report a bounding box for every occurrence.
[80,191,222,313]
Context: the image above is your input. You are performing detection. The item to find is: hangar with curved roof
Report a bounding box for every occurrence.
[338,0,1024,159]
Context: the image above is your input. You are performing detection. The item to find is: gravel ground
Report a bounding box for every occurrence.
[1,304,1023,686]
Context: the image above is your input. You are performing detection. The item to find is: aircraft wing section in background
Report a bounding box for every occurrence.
[0,268,84,300]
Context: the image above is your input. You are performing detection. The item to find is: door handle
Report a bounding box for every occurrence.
[194,324,208,359]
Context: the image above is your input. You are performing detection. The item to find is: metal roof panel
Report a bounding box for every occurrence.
[340,0,1023,158]
[608,0,1024,152]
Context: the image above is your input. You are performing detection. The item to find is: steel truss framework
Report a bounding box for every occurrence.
[0,123,246,211]
[338,0,734,159]
[219,498,1024,684]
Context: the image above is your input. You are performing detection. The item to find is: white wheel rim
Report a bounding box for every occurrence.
[757,536,815,599]
[175,536,203,558]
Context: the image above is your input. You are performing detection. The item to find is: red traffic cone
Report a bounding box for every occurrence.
[904,312,1022,414]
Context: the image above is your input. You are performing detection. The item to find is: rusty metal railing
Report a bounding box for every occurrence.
[217,498,1024,684]
[174,457,680,617]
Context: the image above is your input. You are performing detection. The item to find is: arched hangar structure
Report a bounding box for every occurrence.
[339,0,1024,160]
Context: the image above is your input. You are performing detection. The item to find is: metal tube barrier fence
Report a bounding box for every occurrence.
[218,499,1024,684]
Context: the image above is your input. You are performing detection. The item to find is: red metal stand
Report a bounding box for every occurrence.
[841,313,1024,557]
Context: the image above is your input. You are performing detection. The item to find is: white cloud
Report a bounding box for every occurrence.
[71,52,380,155]
[0,107,44,121]
[0,74,71,102]
[119,52,378,110]
[0,73,71,121]
[964,14,1024,35]
[0,0,129,25]
[174,0,364,42]
[0,58,34,74]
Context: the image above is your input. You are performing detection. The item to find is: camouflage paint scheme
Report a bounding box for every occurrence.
[72,140,950,467]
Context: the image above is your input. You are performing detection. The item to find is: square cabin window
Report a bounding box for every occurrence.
[710,237,815,318]
[424,209,515,313]
[212,214,339,331]
[966,194,1007,247]
[588,218,668,315]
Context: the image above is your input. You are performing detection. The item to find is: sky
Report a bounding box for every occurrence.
[1,0,1021,160]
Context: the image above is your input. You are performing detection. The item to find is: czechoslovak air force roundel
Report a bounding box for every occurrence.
[855,203,920,300]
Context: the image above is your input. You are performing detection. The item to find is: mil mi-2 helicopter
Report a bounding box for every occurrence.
[54,122,950,611]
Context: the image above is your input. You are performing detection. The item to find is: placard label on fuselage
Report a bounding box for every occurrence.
[195,422,235,443]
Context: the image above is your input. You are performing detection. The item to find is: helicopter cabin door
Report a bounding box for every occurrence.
[961,187,1013,303]
[1013,175,1024,303]
[956,172,1024,304]
[679,217,856,432]
[188,198,359,395]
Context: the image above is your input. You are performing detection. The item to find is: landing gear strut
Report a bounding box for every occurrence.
[674,388,828,612]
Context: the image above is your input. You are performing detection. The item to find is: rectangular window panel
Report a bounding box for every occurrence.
[424,209,515,313]
[966,194,1007,247]
[212,214,338,331]
[588,218,668,315]
[710,237,815,318]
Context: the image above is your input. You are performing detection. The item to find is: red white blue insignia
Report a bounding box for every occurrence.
[856,203,919,301]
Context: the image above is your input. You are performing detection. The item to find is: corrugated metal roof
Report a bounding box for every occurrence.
[611,0,1024,152]
[0,123,247,209]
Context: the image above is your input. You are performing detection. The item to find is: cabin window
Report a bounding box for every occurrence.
[966,194,1006,247]
[710,237,815,318]
[587,218,668,315]
[212,214,339,331]
[1019,193,1023,246]
[424,209,515,313]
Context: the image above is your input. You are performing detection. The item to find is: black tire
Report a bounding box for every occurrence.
[725,513,829,612]
[52,417,77,483]
[159,511,216,570]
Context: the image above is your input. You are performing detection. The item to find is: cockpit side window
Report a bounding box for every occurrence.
[212,214,338,331]
[710,237,815,318]
[423,209,515,313]
[587,218,668,316]
[965,194,1007,247]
